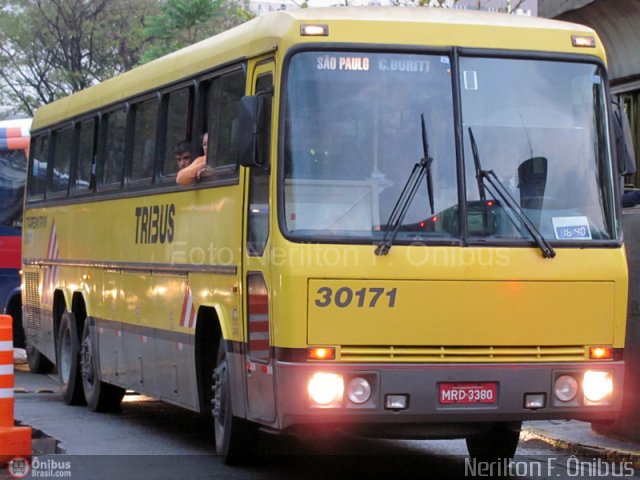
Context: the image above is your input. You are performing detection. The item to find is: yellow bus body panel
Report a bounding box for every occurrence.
[23,184,243,341]
[308,279,613,346]
[271,242,627,354]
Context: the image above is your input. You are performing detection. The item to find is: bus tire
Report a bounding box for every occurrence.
[465,421,521,462]
[80,320,125,412]
[212,337,256,464]
[25,339,54,374]
[57,311,86,405]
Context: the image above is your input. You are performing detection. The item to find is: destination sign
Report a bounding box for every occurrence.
[315,54,431,73]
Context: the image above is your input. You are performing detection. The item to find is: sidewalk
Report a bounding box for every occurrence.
[522,420,640,467]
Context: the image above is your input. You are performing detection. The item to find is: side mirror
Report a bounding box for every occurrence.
[238,95,267,168]
[612,98,636,176]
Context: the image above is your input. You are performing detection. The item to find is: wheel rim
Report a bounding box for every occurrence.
[80,333,95,390]
[60,327,71,383]
[212,355,229,440]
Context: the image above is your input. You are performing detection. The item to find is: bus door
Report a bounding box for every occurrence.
[243,60,275,423]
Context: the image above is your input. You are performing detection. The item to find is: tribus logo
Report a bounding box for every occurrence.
[7,457,30,478]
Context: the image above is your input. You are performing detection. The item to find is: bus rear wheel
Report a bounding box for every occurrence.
[57,311,86,405]
[466,422,521,462]
[212,337,256,464]
[80,320,125,412]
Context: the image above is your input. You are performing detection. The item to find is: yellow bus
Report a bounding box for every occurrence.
[22,8,627,462]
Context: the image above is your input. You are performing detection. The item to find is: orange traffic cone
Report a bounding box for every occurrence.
[0,314,31,465]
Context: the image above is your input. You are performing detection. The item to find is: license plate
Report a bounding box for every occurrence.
[439,382,497,404]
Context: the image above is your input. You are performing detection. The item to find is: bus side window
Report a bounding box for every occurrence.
[99,107,127,189]
[74,118,96,194]
[162,86,193,177]
[207,69,245,172]
[130,97,159,184]
[28,135,49,201]
[247,72,273,257]
[47,126,73,198]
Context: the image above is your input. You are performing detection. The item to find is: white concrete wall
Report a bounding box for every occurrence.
[538,0,594,18]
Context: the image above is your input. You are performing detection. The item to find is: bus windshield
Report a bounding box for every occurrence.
[283,51,616,245]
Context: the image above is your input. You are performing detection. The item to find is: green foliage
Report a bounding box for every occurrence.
[0,0,157,116]
[141,0,254,64]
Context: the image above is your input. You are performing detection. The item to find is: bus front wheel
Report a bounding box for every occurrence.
[80,320,125,412]
[57,311,86,405]
[465,421,521,462]
[212,337,256,464]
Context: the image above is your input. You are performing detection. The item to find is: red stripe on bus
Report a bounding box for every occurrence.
[250,339,269,351]
[249,321,269,332]
[0,236,21,269]
[180,288,190,328]
[249,298,268,315]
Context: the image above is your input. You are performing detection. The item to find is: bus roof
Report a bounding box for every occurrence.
[31,7,601,132]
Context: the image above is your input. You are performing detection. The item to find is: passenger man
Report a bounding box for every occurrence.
[176,133,213,185]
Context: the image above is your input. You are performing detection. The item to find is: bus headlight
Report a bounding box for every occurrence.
[347,377,372,404]
[554,375,578,402]
[308,372,343,407]
[583,371,613,403]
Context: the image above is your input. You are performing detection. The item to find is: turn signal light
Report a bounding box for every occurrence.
[589,346,613,360]
[308,347,335,360]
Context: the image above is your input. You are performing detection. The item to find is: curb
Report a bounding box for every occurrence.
[521,429,640,469]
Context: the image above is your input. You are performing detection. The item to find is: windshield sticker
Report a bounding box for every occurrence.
[463,71,478,90]
[552,216,592,240]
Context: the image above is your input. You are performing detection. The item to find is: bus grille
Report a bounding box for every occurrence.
[24,271,42,330]
[338,345,588,362]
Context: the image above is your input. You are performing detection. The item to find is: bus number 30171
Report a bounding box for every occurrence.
[314,287,397,308]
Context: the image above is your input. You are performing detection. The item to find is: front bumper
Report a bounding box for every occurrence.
[273,360,623,438]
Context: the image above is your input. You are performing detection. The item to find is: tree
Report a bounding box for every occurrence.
[0,0,157,117]
[141,0,254,64]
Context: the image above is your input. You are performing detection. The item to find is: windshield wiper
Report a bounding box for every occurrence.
[467,127,555,259]
[375,114,434,256]
[468,128,490,232]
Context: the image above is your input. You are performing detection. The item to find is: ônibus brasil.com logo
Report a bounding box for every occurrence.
[8,457,72,478]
